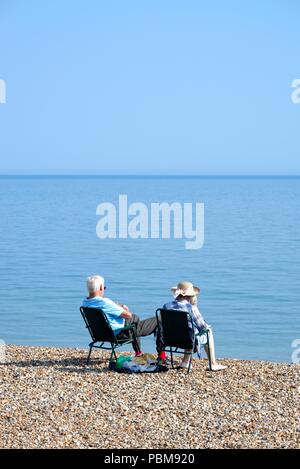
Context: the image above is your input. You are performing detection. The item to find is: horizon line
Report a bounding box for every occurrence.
[0,173,299,178]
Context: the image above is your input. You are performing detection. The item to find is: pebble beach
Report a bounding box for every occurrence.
[1,345,299,449]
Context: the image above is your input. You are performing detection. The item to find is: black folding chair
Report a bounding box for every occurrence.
[156,308,212,373]
[80,306,137,365]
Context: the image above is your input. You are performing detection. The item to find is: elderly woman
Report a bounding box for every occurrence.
[163,281,227,371]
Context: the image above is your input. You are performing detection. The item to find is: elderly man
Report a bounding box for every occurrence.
[82,275,165,359]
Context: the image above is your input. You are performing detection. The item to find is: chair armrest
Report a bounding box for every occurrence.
[195,328,209,337]
[121,324,137,332]
[114,324,137,336]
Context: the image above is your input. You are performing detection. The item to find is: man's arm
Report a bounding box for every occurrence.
[104,298,133,320]
[120,309,132,319]
[117,304,133,319]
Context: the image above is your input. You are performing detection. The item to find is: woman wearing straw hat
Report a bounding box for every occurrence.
[163,281,227,371]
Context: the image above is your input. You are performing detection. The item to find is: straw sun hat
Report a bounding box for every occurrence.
[171,281,200,298]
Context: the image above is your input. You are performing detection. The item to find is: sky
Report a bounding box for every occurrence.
[0,0,299,175]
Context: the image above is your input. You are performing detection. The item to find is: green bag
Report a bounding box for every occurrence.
[115,355,132,370]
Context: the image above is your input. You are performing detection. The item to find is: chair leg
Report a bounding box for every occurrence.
[206,331,212,371]
[110,346,117,363]
[87,346,92,365]
[170,348,174,368]
[187,353,192,374]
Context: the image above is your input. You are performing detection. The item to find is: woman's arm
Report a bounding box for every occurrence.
[191,304,208,330]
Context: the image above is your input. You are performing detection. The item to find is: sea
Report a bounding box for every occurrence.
[0,175,299,363]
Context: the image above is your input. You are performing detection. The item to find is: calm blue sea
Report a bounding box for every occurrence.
[0,176,299,362]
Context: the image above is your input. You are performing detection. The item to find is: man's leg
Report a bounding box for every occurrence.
[124,314,142,354]
[136,317,157,338]
[123,315,164,357]
[136,316,165,356]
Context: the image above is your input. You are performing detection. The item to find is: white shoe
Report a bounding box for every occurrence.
[180,361,192,370]
[209,363,227,372]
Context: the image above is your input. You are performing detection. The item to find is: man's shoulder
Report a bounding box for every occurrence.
[82,296,108,307]
[82,296,122,312]
[101,297,121,307]
[100,297,123,313]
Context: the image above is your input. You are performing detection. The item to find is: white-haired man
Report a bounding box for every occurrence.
[82,275,165,358]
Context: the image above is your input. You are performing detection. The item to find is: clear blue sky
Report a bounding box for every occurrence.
[0,0,299,175]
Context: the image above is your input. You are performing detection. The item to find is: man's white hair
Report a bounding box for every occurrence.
[86,275,105,294]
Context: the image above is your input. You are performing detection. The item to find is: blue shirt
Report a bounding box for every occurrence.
[82,296,125,331]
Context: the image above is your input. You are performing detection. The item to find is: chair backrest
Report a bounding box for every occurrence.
[156,308,194,350]
[80,306,115,343]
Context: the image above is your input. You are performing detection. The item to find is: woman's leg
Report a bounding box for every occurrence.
[181,329,227,370]
[182,350,192,363]
[204,328,217,365]
[182,329,216,364]
[204,328,227,370]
